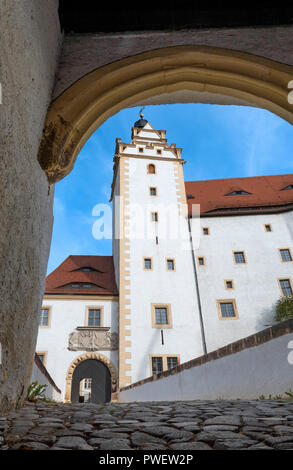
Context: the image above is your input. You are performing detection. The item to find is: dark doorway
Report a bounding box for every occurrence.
[71,359,111,403]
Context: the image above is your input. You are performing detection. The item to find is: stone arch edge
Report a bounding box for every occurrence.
[38,44,293,185]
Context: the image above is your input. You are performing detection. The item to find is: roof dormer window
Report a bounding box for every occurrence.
[226,190,251,196]
[281,184,293,191]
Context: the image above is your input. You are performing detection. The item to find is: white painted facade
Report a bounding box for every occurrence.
[36,118,293,401]
[36,298,119,401]
[191,211,293,352]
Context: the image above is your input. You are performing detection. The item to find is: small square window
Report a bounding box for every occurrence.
[225,280,234,289]
[279,279,293,296]
[198,257,205,266]
[144,258,152,270]
[167,259,175,271]
[156,149,162,155]
[280,249,292,262]
[150,187,157,196]
[217,300,238,319]
[151,212,158,222]
[264,224,272,232]
[202,227,209,235]
[234,251,246,264]
[138,147,144,153]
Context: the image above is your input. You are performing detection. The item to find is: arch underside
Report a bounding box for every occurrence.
[38,45,293,184]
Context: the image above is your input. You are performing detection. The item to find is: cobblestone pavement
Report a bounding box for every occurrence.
[1,399,293,450]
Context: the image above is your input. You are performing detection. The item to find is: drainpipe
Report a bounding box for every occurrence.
[188,216,207,356]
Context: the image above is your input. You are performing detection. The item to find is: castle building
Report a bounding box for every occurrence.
[36,116,293,403]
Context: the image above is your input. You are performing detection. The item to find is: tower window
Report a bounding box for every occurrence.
[225,280,234,289]
[279,249,293,262]
[167,357,178,370]
[152,304,172,328]
[197,257,205,266]
[150,355,180,376]
[147,164,156,174]
[264,224,272,232]
[138,147,144,153]
[150,187,157,196]
[144,258,152,270]
[233,251,246,264]
[166,259,175,271]
[217,300,238,320]
[156,149,162,155]
[279,279,293,296]
[202,227,209,235]
[151,212,158,222]
[151,357,163,375]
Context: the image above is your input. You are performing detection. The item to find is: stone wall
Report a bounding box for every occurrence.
[119,319,293,402]
[0,0,62,412]
[53,26,293,98]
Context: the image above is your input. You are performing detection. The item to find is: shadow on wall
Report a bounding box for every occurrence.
[255,304,278,331]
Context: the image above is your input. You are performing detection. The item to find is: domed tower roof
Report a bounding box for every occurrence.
[134,107,148,128]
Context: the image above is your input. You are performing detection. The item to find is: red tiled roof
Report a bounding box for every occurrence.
[185,174,293,216]
[45,255,118,295]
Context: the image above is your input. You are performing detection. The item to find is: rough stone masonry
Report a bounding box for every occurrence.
[1,399,293,450]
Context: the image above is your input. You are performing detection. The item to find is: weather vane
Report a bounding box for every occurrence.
[139,106,145,119]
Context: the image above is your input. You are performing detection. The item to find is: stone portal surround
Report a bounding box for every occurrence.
[64,353,118,403]
[120,319,293,392]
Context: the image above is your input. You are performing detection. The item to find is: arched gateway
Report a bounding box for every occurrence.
[65,353,118,403]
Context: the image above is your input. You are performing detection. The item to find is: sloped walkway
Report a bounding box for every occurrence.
[1,399,293,450]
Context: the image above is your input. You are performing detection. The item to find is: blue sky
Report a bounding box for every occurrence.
[47,103,293,274]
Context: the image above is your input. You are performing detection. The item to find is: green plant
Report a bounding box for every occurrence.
[274,294,293,323]
[26,381,47,402]
[284,389,293,399]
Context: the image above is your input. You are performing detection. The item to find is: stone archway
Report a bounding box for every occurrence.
[38,45,293,185]
[65,353,118,403]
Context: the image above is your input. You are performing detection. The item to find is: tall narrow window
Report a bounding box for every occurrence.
[144,258,152,270]
[166,259,175,271]
[39,307,50,327]
[151,212,158,222]
[152,357,163,375]
[279,279,293,296]
[150,187,157,196]
[234,251,246,264]
[279,249,293,262]
[87,308,101,327]
[147,163,156,174]
[197,257,205,266]
[155,307,168,325]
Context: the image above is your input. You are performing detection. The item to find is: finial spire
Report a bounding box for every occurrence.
[139,106,145,119]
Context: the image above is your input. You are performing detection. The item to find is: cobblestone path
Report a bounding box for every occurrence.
[1,399,293,450]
